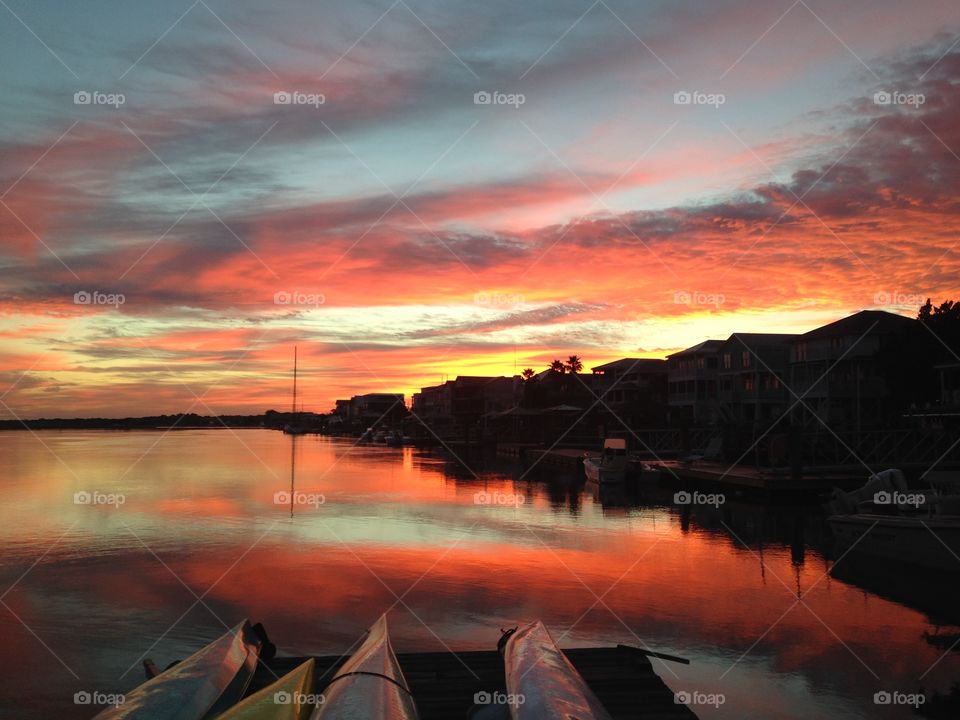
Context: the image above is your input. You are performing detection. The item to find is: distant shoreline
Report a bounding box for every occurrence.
[0,411,319,431]
[0,425,266,431]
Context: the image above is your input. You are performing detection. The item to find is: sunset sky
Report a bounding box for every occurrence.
[2,0,960,417]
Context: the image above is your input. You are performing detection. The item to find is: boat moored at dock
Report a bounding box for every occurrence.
[583,439,628,485]
[828,514,960,572]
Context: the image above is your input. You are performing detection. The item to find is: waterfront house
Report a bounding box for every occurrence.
[667,340,724,426]
[787,310,918,429]
[590,358,668,429]
[717,333,798,427]
[410,376,521,440]
[349,392,407,428]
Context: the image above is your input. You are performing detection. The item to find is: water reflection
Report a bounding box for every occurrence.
[0,430,956,719]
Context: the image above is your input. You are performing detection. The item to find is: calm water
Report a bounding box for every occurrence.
[0,430,957,719]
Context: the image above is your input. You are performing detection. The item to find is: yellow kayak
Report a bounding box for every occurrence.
[217,659,316,720]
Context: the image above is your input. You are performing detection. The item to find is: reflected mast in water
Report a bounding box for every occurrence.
[289,433,297,518]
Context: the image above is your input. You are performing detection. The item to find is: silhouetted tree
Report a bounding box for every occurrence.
[919,298,960,359]
[521,368,535,381]
[565,355,583,374]
[549,359,565,373]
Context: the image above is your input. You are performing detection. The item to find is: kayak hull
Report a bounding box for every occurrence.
[94,620,261,720]
[312,615,418,720]
[218,659,316,720]
[504,621,613,720]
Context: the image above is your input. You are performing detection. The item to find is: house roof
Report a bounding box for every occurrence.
[591,358,668,373]
[800,310,916,340]
[724,332,799,344]
[667,339,725,358]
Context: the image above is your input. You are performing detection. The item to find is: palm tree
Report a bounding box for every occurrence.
[521,368,536,381]
[565,355,583,374]
[549,359,565,373]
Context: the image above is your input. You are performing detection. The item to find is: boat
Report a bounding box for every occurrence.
[217,659,315,720]
[823,468,908,515]
[283,347,309,435]
[627,457,661,483]
[502,620,613,720]
[828,513,960,573]
[93,620,265,719]
[384,431,403,448]
[582,439,628,484]
[312,614,419,719]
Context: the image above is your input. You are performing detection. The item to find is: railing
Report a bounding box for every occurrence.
[797,428,960,468]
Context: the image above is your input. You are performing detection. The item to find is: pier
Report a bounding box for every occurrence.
[249,645,697,719]
[497,443,872,497]
[651,460,866,497]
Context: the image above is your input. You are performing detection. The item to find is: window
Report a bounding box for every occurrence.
[744,376,755,391]
[723,353,732,369]
[796,343,807,361]
[742,351,752,368]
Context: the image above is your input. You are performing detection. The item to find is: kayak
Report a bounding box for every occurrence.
[503,621,613,720]
[218,659,316,720]
[312,615,419,720]
[93,620,263,720]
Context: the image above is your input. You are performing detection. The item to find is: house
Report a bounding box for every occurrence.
[717,333,798,426]
[591,358,668,428]
[788,310,918,428]
[667,340,725,425]
[411,376,521,439]
[349,393,407,427]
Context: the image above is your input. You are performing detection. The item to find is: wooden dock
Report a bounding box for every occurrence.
[248,645,697,719]
[652,460,864,496]
[523,447,586,472]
